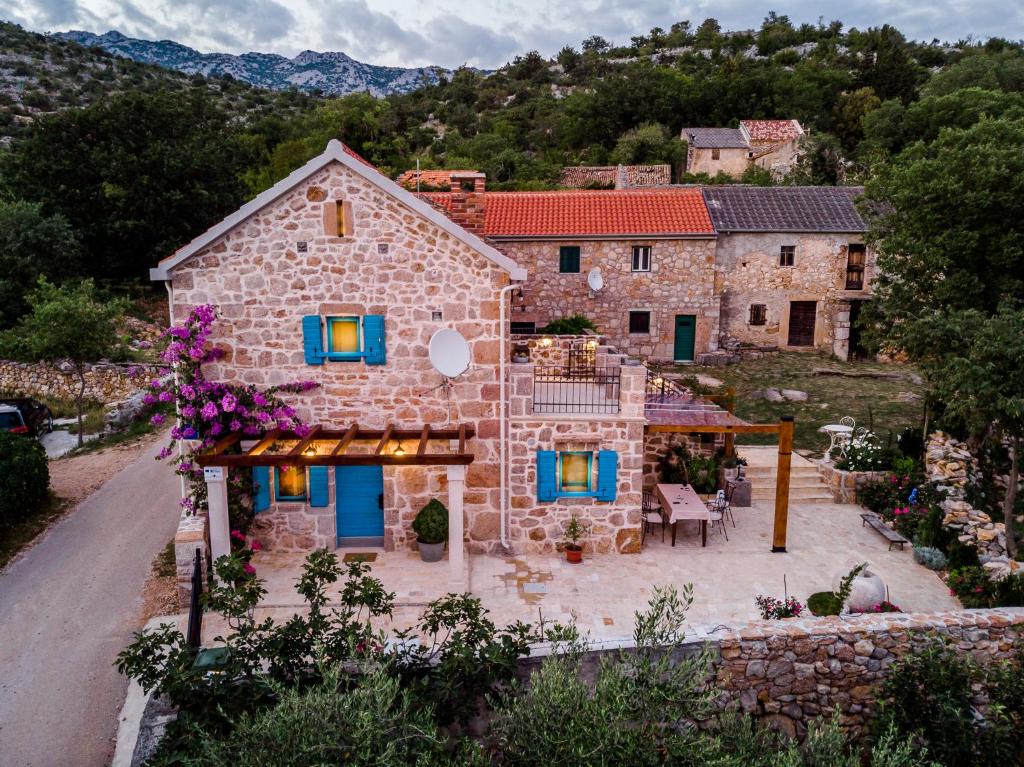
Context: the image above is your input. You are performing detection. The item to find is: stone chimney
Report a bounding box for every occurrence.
[448,172,487,234]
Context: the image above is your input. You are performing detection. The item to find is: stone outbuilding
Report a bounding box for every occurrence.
[682,120,805,179]
[703,186,873,359]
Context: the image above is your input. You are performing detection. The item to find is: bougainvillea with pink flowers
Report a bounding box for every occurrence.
[147,305,318,522]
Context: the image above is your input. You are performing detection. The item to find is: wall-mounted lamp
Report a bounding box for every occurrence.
[394,441,406,456]
[303,444,317,457]
[539,337,553,348]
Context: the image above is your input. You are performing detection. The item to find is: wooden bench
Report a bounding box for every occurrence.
[860,513,909,551]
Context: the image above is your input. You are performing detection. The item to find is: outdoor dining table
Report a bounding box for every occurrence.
[655,483,711,547]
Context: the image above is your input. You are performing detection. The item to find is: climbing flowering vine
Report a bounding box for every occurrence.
[146,305,318,520]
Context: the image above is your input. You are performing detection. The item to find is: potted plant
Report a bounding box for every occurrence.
[511,344,530,363]
[412,499,448,562]
[562,512,587,564]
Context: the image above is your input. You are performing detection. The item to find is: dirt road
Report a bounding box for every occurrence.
[0,436,179,766]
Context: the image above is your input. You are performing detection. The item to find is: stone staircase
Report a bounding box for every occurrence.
[740,447,835,504]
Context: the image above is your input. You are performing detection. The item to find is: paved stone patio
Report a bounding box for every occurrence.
[242,495,959,643]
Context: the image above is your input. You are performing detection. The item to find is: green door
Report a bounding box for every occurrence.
[673,315,696,362]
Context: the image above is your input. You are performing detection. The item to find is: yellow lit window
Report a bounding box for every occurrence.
[559,452,592,495]
[328,317,361,358]
[276,466,307,501]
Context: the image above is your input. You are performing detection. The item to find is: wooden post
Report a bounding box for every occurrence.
[772,415,794,552]
[723,386,736,458]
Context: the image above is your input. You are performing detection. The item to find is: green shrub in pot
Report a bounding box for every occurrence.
[412,499,448,545]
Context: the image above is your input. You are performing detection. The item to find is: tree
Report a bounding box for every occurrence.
[609,122,686,168]
[0,279,128,445]
[0,200,82,329]
[924,307,1024,557]
[1,91,251,282]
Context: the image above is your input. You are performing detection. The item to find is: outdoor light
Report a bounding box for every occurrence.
[653,376,664,386]
[394,441,406,456]
[585,339,598,350]
[303,444,317,457]
[540,337,553,348]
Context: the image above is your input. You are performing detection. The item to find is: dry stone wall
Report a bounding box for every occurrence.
[168,159,510,553]
[715,232,874,358]
[0,359,146,403]
[500,238,719,361]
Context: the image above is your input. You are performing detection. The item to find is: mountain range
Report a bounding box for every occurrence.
[54,30,453,96]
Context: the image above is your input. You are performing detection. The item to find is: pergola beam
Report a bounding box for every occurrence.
[332,423,359,456]
[288,425,322,456]
[374,425,394,455]
[416,425,430,457]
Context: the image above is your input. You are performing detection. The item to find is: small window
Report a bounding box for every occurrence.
[559,246,581,273]
[631,246,652,272]
[323,200,354,237]
[749,304,767,326]
[779,245,795,267]
[275,466,307,502]
[711,148,721,160]
[327,316,361,359]
[511,321,536,334]
[845,244,866,290]
[629,311,651,334]
[558,451,593,496]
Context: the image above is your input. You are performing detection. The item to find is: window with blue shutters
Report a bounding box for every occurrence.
[308,466,329,507]
[303,314,386,365]
[252,466,271,512]
[536,449,618,501]
[275,466,307,502]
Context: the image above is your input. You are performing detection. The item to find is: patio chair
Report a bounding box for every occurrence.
[640,490,666,545]
[706,492,730,541]
[721,484,736,528]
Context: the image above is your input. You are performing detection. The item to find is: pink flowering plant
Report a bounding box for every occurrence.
[754,594,804,619]
[146,305,318,521]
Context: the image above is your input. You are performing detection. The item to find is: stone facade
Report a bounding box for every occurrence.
[686,146,751,178]
[167,159,510,554]
[174,509,208,607]
[505,358,647,555]
[751,138,803,178]
[714,232,874,358]
[501,238,720,361]
[0,359,150,404]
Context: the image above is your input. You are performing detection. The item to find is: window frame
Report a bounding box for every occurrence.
[749,304,767,326]
[631,245,652,272]
[628,310,652,335]
[326,316,363,361]
[711,147,721,160]
[779,245,795,267]
[275,466,308,502]
[845,243,866,290]
[557,451,594,497]
[559,245,581,274]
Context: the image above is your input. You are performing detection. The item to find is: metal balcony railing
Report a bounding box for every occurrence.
[533,365,621,414]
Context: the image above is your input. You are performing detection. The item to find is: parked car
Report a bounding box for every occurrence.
[0,398,53,437]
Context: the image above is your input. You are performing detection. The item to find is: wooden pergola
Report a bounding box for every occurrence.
[647,416,796,552]
[195,423,476,467]
[196,422,476,585]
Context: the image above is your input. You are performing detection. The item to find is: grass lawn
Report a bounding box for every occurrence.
[674,351,925,457]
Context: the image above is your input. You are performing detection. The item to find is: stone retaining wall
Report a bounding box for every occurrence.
[537,608,1024,739]
[174,510,209,608]
[817,461,888,504]
[0,359,145,404]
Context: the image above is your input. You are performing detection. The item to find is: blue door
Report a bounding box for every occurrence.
[335,466,385,545]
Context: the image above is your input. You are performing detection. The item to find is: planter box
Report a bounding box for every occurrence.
[817,460,889,504]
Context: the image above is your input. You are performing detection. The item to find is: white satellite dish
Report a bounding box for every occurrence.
[429,329,471,378]
[587,267,604,292]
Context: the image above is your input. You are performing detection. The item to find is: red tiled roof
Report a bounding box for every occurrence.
[740,120,803,143]
[340,142,378,170]
[395,169,479,190]
[421,189,715,238]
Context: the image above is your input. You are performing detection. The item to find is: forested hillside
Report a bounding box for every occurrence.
[0,14,1022,311]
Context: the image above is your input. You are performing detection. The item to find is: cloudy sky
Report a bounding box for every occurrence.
[6,0,1022,69]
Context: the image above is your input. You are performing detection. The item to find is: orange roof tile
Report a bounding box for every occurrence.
[421,189,714,238]
[395,169,479,190]
[740,119,803,143]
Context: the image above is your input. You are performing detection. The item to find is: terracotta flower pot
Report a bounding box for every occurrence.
[565,544,583,564]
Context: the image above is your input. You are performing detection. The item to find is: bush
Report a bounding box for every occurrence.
[658,444,720,494]
[412,499,448,544]
[754,594,804,619]
[808,591,841,616]
[835,431,891,472]
[945,540,980,571]
[897,426,925,460]
[947,566,993,607]
[539,314,598,335]
[913,545,948,570]
[0,432,49,527]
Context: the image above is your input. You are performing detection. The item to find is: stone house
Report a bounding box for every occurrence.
[682,120,805,179]
[703,186,873,359]
[153,141,723,594]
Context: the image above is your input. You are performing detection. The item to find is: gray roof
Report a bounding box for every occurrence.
[701,186,867,233]
[681,127,750,149]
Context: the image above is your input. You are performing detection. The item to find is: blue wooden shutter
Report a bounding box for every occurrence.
[536,450,557,502]
[308,466,329,507]
[362,315,386,365]
[596,450,618,502]
[302,315,325,365]
[252,467,270,512]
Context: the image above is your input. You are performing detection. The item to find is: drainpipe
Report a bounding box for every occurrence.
[164,281,187,503]
[498,282,520,553]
